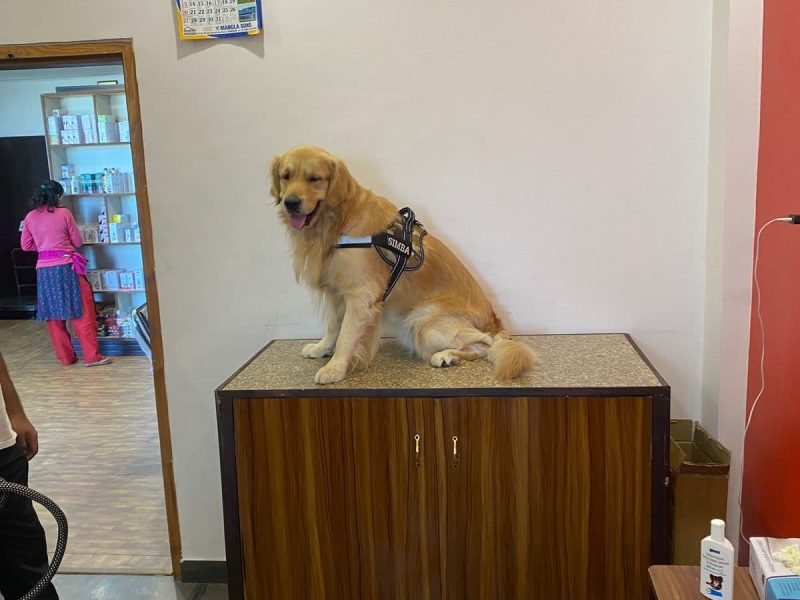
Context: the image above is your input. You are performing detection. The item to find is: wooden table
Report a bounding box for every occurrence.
[649,566,759,599]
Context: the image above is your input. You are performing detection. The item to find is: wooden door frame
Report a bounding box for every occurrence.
[0,39,182,579]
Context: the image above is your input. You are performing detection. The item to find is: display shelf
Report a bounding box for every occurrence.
[83,242,141,246]
[41,87,143,320]
[72,336,144,357]
[42,87,126,99]
[50,142,130,149]
[64,193,135,198]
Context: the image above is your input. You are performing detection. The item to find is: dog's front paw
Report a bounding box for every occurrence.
[302,342,333,359]
[315,361,348,385]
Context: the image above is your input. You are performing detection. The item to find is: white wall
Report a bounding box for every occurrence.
[0,1,713,560]
[702,0,763,557]
[0,67,124,137]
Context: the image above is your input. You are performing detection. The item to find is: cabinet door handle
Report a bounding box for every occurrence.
[414,434,421,455]
[452,436,458,457]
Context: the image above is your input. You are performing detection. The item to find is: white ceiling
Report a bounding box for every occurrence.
[0,64,123,83]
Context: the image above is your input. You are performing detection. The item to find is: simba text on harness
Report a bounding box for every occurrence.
[336,207,427,300]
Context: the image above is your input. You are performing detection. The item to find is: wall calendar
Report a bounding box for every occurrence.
[176,0,263,40]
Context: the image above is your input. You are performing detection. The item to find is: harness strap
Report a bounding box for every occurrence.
[336,207,425,301]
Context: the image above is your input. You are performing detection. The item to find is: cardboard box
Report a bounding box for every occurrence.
[750,538,800,600]
[669,420,731,565]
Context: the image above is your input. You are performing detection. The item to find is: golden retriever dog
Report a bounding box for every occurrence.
[271,146,536,384]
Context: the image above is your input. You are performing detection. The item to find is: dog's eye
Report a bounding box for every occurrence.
[281,172,290,180]
[308,175,321,183]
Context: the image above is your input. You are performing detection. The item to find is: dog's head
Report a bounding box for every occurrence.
[270,146,353,232]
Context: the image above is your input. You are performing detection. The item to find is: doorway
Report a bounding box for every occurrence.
[0,41,180,578]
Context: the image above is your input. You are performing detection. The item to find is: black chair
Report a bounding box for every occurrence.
[11,248,37,299]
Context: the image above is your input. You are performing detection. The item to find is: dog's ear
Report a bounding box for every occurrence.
[269,156,282,205]
[326,157,353,208]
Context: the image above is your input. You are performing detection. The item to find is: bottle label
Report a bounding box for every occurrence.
[702,551,730,597]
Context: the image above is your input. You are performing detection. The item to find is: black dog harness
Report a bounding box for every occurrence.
[336,207,427,300]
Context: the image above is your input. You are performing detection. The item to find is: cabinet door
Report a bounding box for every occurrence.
[436,396,651,600]
[234,396,441,600]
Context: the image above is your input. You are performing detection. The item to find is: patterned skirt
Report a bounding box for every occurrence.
[37,264,83,321]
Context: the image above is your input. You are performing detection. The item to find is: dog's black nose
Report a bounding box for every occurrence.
[283,196,301,212]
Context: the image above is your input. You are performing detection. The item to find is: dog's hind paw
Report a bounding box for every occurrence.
[431,350,459,368]
[315,361,347,384]
[302,342,333,359]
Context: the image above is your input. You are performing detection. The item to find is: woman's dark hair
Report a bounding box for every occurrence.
[32,180,64,212]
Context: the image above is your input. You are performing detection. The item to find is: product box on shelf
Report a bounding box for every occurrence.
[750,537,800,600]
[82,128,98,144]
[47,115,62,134]
[60,164,76,179]
[118,121,130,142]
[60,129,85,145]
[119,272,135,290]
[101,269,123,291]
[86,270,103,291]
[98,124,120,143]
[108,220,130,243]
[61,115,80,130]
[133,270,145,291]
[80,225,98,244]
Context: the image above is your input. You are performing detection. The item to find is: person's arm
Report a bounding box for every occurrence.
[0,352,38,460]
[20,216,37,251]
[66,210,83,249]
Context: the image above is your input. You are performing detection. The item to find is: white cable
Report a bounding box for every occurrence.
[738,216,790,546]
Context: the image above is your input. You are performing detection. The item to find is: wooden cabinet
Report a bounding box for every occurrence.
[217,334,670,600]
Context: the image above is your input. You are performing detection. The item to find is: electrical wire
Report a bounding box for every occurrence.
[738,216,791,547]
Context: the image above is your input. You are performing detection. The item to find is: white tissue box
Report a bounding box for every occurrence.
[750,538,800,600]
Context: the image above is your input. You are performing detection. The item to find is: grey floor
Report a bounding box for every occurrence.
[50,575,228,599]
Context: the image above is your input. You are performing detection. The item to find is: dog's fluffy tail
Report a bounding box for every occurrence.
[487,331,537,380]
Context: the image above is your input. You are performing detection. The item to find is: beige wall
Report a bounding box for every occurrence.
[0,1,713,560]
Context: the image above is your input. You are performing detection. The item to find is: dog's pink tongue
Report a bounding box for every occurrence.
[289,214,306,230]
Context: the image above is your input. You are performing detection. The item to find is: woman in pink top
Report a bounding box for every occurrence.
[21,180,110,367]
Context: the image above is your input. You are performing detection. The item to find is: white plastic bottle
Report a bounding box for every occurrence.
[700,519,734,599]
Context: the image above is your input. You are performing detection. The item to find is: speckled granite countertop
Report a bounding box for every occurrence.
[220,334,667,396]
